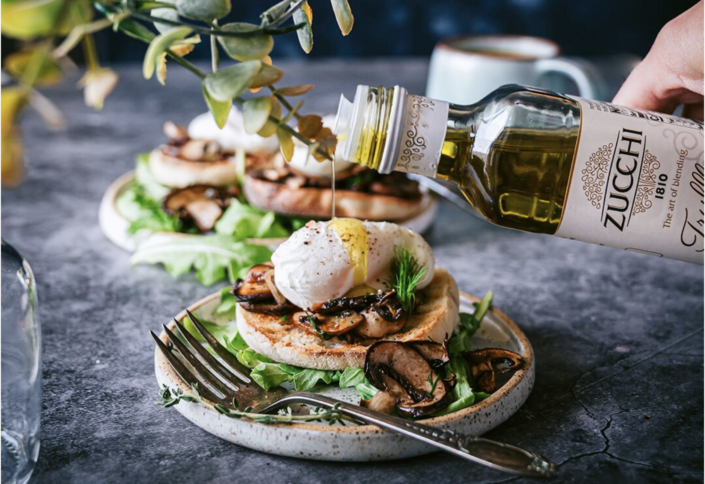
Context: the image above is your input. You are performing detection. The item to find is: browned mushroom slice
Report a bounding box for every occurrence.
[364,341,452,418]
[408,340,451,370]
[293,310,363,337]
[163,185,239,232]
[232,263,274,302]
[163,121,190,144]
[360,390,398,415]
[239,300,298,316]
[313,293,383,314]
[356,305,406,339]
[464,348,526,394]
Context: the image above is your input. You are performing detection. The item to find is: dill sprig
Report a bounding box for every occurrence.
[390,246,427,314]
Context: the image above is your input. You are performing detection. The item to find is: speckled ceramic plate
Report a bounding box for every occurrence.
[100,171,438,252]
[154,291,535,461]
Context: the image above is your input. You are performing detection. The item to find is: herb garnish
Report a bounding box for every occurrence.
[426,370,443,398]
[159,384,355,425]
[390,246,427,314]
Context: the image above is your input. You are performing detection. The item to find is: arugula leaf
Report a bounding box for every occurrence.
[435,290,495,415]
[214,198,289,240]
[130,234,272,285]
[448,291,493,354]
[390,246,427,314]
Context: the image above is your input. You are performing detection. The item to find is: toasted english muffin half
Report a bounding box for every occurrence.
[243,174,426,221]
[149,148,240,188]
[237,267,460,370]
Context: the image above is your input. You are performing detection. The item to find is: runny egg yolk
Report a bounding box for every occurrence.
[329,218,368,287]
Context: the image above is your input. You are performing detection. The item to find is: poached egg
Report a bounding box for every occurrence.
[188,108,279,153]
[272,219,434,309]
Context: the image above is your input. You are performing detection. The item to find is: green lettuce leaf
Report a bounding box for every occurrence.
[214,198,289,240]
[436,290,495,415]
[116,182,181,234]
[448,291,493,354]
[134,152,171,200]
[339,367,367,388]
[250,362,291,390]
[130,234,272,285]
[214,286,238,319]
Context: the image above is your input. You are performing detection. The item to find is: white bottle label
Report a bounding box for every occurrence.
[394,95,449,178]
[557,97,704,263]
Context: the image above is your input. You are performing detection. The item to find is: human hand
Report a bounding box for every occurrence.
[613,1,704,120]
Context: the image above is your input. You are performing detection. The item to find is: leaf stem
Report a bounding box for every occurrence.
[130,11,304,38]
[165,49,206,79]
[269,86,302,121]
[210,20,219,73]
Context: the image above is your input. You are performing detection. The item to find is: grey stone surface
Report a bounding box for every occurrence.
[2,60,703,483]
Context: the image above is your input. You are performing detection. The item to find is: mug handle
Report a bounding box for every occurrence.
[535,57,606,100]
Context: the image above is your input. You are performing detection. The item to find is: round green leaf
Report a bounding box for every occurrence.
[242,97,273,134]
[175,0,230,20]
[218,23,274,61]
[4,50,62,87]
[151,2,179,34]
[277,127,294,162]
[203,60,262,102]
[292,2,313,54]
[330,0,354,36]
[202,82,232,129]
[250,64,284,89]
[143,26,193,80]
[257,99,281,138]
[1,0,63,39]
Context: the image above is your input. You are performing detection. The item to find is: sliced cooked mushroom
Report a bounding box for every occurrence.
[464,348,526,394]
[313,293,383,314]
[360,390,398,415]
[263,269,286,306]
[163,185,238,232]
[294,310,363,337]
[356,305,406,339]
[239,299,298,316]
[364,341,453,418]
[180,139,222,162]
[409,340,451,370]
[232,263,275,302]
[163,121,190,144]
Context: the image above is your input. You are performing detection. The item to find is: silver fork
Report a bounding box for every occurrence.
[151,309,557,478]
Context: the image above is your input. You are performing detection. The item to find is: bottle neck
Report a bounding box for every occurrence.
[338,86,451,177]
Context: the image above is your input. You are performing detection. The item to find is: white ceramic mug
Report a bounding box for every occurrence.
[426,35,605,104]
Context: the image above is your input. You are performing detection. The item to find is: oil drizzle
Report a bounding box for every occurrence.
[331,156,336,219]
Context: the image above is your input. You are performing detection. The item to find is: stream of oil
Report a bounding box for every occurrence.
[331,158,336,219]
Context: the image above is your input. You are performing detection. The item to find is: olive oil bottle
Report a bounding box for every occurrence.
[334,85,704,263]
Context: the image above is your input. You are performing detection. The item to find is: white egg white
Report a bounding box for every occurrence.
[272,221,435,309]
[188,108,279,153]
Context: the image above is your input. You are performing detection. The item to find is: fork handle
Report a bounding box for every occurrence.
[286,393,556,478]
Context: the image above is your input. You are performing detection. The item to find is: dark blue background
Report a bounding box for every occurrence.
[95,0,698,61]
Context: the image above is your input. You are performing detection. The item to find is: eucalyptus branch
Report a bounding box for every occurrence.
[265,0,307,29]
[113,11,333,161]
[158,384,358,425]
[129,11,305,38]
[53,15,125,59]
[269,86,303,121]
